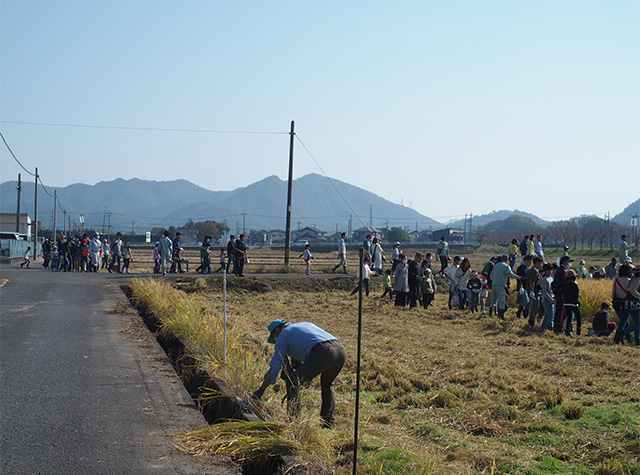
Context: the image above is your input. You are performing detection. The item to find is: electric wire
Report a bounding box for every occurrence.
[294,134,368,230]
[0,131,36,176]
[1,120,288,135]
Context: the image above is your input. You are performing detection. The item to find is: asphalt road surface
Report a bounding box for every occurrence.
[0,264,237,474]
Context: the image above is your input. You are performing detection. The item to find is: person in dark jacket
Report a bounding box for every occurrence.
[552,256,572,333]
[234,234,247,276]
[561,270,581,336]
[408,252,424,309]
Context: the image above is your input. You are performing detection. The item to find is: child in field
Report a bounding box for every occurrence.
[50,246,59,272]
[214,248,226,273]
[351,257,371,296]
[467,270,482,313]
[121,242,132,273]
[479,272,490,314]
[561,270,581,336]
[591,302,616,336]
[20,247,31,268]
[201,241,212,274]
[299,243,315,275]
[381,268,394,300]
[422,268,436,309]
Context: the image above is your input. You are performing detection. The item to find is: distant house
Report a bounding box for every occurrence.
[416,230,433,243]
[268,229,286,244]
[176,228,199,244]
[0,213,32,237]
[249,230,270,245]
[432,228,464,244]
[352,226,384,242]
[292,226,324,243]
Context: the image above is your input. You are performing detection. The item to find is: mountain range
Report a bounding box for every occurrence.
[1,175,637,235]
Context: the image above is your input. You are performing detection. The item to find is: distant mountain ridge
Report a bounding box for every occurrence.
[0,174,441,233]
[447,210,548,229]
[1,176,636,236]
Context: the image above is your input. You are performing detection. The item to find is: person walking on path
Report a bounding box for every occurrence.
[121,242,132,274]
[234,234,247,277]
[89,233,102,272]
[20,247,31,268]
[101,238,110,270]
[226,235,236,274]
[253,319,347,429]
[170,232,184,273]
[331,232,348,274]
[435,236,450,276]
[299,243,315,275]
[109,232,123,273]
[158,230,173,276]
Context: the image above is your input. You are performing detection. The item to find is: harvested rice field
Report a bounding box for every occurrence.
[130,247,640,474]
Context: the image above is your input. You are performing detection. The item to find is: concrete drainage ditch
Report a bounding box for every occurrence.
[121,285,309,475]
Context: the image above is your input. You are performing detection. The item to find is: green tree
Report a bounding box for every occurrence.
[386,227,412,243]
[194,220,229,241]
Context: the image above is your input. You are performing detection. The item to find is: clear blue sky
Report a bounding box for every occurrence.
[1,1,638,224]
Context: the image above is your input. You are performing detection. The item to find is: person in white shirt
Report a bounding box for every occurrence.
[444,256,461,310]
[331,232,348,274]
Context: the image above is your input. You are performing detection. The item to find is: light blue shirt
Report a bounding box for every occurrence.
[269,322,336,384]
[490,261,518,288]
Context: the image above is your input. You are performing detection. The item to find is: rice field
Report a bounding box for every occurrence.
[128,247,639,474]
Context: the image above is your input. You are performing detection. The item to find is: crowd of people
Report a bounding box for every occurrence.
[38,232,133,273]
[333,233,639,345]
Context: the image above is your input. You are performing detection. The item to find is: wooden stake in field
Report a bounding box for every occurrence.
[353,247,364,475]
[223,267,228,372]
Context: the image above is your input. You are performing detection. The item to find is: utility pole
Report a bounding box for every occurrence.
[107,212,112,241]
[16,173,21,233]
[241,212,247,235]
[34,167,38,260]
[469,212,473,244]
[284,120,295,265]
[463,213,467,247]
[348,215,353,241]
[369,205,373,229]
[63,210,67,236]
[102,206,107,234]
[53,190,57,243]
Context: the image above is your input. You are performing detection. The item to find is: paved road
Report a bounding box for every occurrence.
[0,265,236,475]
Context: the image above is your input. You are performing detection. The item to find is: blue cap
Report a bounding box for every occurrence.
[267,319,287,343]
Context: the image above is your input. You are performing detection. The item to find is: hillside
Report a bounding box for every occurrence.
[0,174,441,233]
[613,198,640,226]
[448,210,548,229]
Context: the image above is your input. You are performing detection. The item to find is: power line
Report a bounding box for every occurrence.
[1,120,288,135]
[0,131,36,176]
[295,134,367,230]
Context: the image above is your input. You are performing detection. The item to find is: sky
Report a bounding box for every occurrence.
[1,1,639,225]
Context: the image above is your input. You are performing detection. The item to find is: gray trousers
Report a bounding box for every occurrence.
[297,340,347,427]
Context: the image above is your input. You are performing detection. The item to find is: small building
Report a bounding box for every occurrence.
[0,213,32,238]
[416,230,433,243]
[268,229,286,244]
[292,226,325,243]
[432,228,464,244]
[352,226,384,242]
[249,230,270,245]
